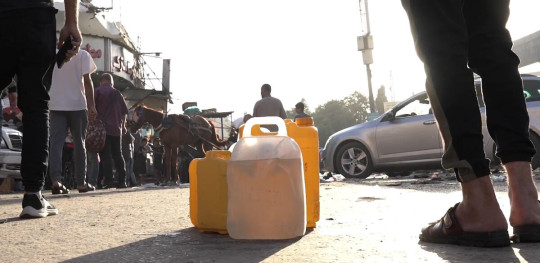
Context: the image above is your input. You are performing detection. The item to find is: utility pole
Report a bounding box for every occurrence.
[357,0,376,118]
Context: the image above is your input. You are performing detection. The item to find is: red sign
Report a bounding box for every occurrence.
[112,56,136,80]
[82,44,102,59]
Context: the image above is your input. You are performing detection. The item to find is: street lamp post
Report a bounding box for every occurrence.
[357,0,376,118]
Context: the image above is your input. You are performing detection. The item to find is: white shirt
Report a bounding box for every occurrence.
[50,50,97,111]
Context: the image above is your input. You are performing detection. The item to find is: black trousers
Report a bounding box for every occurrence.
[402,0,535,182]
[0,8,57,192]
[100,135,127,186]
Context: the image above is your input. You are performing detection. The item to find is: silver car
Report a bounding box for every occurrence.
[0,126,22,181]
[321,74,540,178]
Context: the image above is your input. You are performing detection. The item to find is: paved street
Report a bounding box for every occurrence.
[1,176,540,263]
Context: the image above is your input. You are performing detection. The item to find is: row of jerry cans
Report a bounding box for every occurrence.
[189,116,319,239]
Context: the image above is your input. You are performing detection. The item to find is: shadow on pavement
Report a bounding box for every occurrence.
[418,241,521,263]
[60,227,301,263]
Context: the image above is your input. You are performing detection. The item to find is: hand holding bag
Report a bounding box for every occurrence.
[85,118,106,152]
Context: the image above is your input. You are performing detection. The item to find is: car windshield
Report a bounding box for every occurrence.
[475,76,540,104]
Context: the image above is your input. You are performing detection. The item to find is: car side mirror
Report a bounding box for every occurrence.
[383,111,395,121]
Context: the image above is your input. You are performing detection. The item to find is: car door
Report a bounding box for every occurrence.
[375,93,442,164]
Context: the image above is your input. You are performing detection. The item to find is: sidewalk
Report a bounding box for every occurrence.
[1,179,539,263]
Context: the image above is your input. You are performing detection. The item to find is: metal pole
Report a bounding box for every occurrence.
[364,0,371,35]
[359,0,376,114]
[366,64,375,113]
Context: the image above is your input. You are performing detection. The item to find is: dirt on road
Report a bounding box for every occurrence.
[1,177,539,263]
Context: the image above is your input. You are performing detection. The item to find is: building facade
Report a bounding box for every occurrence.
[54,2,170,112]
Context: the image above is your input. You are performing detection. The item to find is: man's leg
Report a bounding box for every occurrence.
[402,0,507,235]
[14,8,58,218]
[462,0,540,232]
[49,111,69,187]
[86,151,99,187]
[100,136,115,187]
[16,8,56,193]
[68,110,88,187]
[506,162,540,228]
[109,136,127,187]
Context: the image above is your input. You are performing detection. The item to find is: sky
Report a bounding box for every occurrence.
[91,0,540,119]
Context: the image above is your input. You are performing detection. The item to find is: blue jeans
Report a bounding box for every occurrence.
[0,8,57,192]
[49,110,88,187]
[402,0,535,182]
[124,157,136,186]
[86,152,99,186]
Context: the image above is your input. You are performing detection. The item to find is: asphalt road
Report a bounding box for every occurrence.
[1,175,540,263]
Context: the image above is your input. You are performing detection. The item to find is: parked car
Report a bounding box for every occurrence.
[321,74,540,178]
[0,126,22,180]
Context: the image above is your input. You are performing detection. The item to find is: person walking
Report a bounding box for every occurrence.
[94,73,129,189]
[1,0,82,218]
[152,137,164,185]
[49,49,97,194]
[122,130,136,186]
[134,137,152,184]
[401,0,540,247]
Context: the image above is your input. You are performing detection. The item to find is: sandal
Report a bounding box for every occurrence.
[511,200,540,243]
[77,183,96,193]
[52,183,70,195]
[419,203,510,247]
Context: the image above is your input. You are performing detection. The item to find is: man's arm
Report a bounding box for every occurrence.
[58,0,82,61]
[253,102,258,117]
[83,73,97,120]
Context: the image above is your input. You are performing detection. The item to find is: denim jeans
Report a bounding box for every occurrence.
[49,110,88,187]
[0,8,57,192]
[87,151,99,187]
[402,0,535,182]
[124,157,136,186]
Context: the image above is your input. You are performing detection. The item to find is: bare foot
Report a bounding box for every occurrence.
[505,161,540,227]
[456,175,508,232]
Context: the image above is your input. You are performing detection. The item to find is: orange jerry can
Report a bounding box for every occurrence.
[189,150,231,234]
[286,117,320,228]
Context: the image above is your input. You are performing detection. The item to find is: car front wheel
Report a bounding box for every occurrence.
[334,142,373,179]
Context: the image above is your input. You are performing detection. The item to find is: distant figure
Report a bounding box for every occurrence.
[49,49,97,194]
[134,138,152,184]
[122,130,136,186]
[293,102,311,121]
[253,84,287,119]
[152,137,164,185]
[94,73,129,188]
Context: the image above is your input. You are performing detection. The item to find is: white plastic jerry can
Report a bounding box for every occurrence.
[227,117,307,240]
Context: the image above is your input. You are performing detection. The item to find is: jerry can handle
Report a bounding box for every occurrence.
[243,117,287,137]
